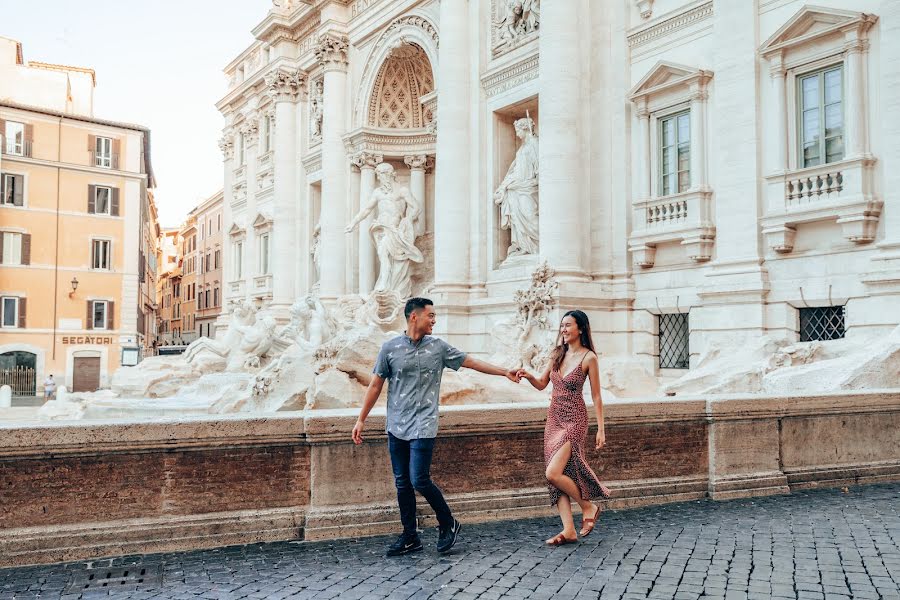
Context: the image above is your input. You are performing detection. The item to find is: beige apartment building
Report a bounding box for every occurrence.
[0,37,156,394]
[193,190,223,339]
[179,215,197,345]
[155,228,182,347]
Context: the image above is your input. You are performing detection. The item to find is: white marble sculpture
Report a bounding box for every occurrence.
[495,0,541,49]
[495,116,539,258]
[490,262,557,371]
[309,80,323,141]
[345,163,424,299]
[310,221,322,279]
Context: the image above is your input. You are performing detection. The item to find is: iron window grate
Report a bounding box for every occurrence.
[799,306,845,342]
[64,564,163,593]
[659,313,690,369]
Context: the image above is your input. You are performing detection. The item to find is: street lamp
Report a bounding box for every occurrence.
[68,277,79,298]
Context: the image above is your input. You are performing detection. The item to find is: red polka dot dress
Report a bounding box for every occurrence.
[544,360,611,506]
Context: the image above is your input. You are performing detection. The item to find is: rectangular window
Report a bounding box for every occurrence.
[1,296,18,328]
[4,122,25,155]
[259,233,270,274]
[798,65,844,168]
[658,313,690,369]
[213,288,219,307]
[205,289,210,308]
[237,133,245,165]
[92,300,108,329]
[92,239,111,270]
[1,232,22,265]
[214,249,221,269]
[95,136,113,168]
[659,111,691,196]
[799,306,845,342]
[262,116,272,153]
[2,174,19,205]
[95,186,111,215]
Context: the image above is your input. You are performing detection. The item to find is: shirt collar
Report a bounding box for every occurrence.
[403,332,427,347]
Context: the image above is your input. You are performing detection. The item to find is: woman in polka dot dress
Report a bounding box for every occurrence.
[519,310,611,545]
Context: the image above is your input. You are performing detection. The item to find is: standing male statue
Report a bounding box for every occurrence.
[494,115,539,258]
[346,163,424,299]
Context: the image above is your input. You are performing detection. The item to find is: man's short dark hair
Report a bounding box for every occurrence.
[405,297,433,320]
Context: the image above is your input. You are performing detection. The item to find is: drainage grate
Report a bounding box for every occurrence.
[64,564,163,593]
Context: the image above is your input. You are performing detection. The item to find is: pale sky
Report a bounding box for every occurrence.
[2,0,270,227]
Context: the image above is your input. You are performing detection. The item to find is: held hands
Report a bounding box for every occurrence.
[595,428,606,450]
[505,369,522,383]
[351,419,364,445]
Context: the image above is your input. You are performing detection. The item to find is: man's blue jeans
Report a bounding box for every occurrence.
[388,433,453,535]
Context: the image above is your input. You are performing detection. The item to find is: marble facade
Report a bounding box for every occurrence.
[216,0,900,379]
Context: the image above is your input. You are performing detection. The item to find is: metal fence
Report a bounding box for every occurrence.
[0,366,36,395]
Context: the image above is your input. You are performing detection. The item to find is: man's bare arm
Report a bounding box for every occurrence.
[352,375,386,444]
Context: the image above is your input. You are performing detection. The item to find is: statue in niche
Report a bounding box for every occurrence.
[309,80,324,141]
[496,0,541,49]
[310,221,322,279]
[345,163,424,299]
[494,115,539,258]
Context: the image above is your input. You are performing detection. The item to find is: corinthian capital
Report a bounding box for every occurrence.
[349,151,383,170]
[404,154,431,171]
[218,136,235,160]
[315,32,349,71]
[265,68,306,103]
[240,115,260,146]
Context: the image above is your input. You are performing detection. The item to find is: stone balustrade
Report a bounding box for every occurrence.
[1,390,898,567]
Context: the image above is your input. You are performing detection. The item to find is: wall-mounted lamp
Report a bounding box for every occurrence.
[68,277,79,298]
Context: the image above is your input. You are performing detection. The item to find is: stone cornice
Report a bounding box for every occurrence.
[343,126,435,159]
[627,0,713,48]
[481,52,539,98]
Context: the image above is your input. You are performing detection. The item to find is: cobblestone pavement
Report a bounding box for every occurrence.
[2,483,900,600]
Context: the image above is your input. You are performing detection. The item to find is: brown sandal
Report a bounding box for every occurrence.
[580,503,601,537]
[545,533,578,546]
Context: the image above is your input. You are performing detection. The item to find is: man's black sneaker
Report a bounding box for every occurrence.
[386,533,423,557]
[436,518,461,553]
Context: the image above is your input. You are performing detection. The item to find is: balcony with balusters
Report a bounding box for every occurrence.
[628,188,716,268]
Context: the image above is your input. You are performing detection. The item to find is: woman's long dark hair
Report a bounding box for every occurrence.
[551,310,596,372]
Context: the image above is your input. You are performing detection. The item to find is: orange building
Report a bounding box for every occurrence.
[193,190,223,339]
[0,38,156,394]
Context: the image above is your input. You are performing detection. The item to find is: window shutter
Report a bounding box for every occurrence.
[112,139,121,167]
[88,184,96,213]
[88,134,96,152]
[18,298,26,328]
[0,119,5,137]
[108,301,114,330]
[21,233,30,265]
[24,124,33,143]
[86,301,93,330]
[0,232,4,264]
[111,187,120,216]
[13,175,24,206]
[0,174,5,199]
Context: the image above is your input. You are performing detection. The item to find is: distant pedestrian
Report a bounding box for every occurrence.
[518,310,610,545]
[43,374,56,401]
[352,297,522,556]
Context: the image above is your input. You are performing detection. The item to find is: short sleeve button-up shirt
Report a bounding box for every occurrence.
[373,334,467,441]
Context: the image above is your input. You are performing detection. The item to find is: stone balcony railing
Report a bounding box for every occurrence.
[253,274,272,294]
[228,279,245,296]
[761,156,881,253]
[628,188,716,268]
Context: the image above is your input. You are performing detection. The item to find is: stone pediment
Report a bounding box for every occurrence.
[252,211,273,229]
[228,223,245,237]
[629,61,711,102]
[759,6,877,57]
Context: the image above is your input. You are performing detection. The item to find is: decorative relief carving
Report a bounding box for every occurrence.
[265,68,306,103]
[635,0,653,19]
[481,53,538,97]
[315,33,349,70]
[350,151,384,171]
[628,1,713,49]
[218,136,234,161]
[367,44,434,129]
[492,0,540,57]
[240,116,260,146]
[308,78,324,144]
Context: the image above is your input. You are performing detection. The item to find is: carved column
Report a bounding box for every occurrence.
[217,130,235,324]
[845,38,870,159]
[266,69,304,312]
[634,98,650,200]
[539,0,586,275]
[240,115,260,298]
[316,33,350,301]
[433,0,471,293]
[766,54,787,175]
[404,154,429,237]
[689,83,708,190]
[353,151,382,294]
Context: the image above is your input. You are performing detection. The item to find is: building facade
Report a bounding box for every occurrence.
[155,228,182,346]
[217,0,900,377]
[137,191,160,358]
[179,216,198,345]
[193,190,224,339]
[0,37,156,394]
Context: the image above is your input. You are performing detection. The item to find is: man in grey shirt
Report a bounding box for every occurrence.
[352,297,520,556]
